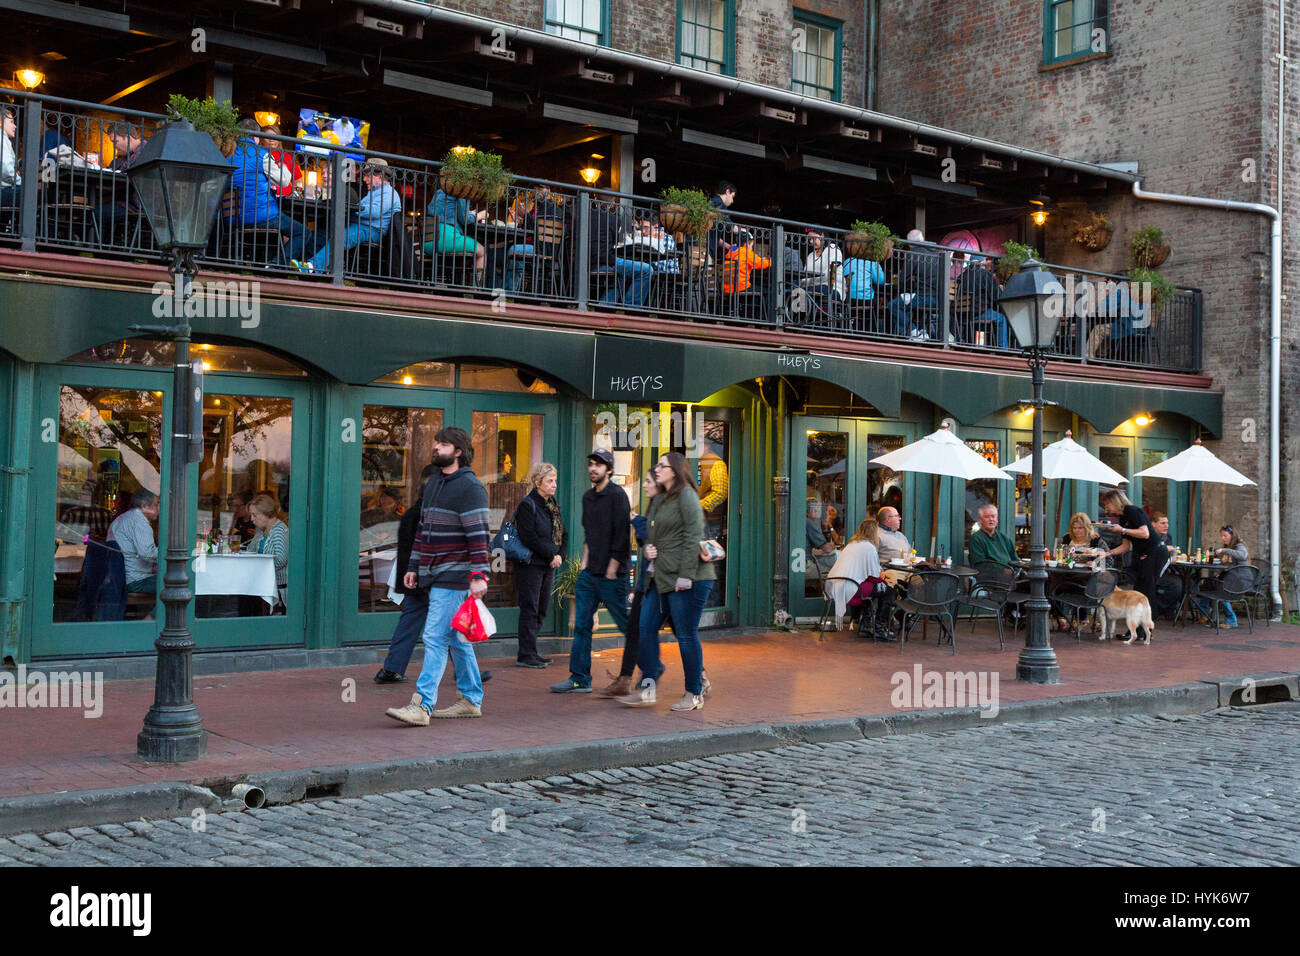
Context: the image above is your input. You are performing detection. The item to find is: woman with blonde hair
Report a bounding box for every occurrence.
[826,517,883,631]
[1061,512,1102,549]
[248,492,289,611]
[512,461,567,667]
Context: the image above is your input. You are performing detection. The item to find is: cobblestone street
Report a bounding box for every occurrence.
[4,706,1298,866]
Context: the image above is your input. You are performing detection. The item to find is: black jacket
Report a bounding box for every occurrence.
[513,489,568,567]
[902,247,944,297]
[956,265,1002,313]
[394,501,422,595]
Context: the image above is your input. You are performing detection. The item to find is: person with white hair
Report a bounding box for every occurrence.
[889,229,945,340]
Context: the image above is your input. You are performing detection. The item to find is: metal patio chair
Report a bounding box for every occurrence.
[896,569,962,655]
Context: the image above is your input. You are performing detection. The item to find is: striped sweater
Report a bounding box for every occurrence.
[407,465,492,591]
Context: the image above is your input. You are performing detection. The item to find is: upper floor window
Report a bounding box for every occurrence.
[1043,0,1109,66]
[544,0,609,44]
[792,11,841,101]
[679,0,735,75]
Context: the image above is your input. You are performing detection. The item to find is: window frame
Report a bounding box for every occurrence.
[1041,0,1109,67]
[543,0,610,46]
[791,9,843,102]
[676,0,736,76]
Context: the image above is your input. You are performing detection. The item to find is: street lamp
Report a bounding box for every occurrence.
[126,117,232,762]
[999,257,1065,684]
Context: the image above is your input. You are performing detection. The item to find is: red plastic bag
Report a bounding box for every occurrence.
[451,597,490,643]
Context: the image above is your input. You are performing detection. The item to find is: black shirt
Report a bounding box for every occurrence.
[581,481,631,576]
[1118,505,1160,558]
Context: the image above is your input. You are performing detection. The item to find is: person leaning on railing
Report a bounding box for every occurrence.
[297,158,401,273]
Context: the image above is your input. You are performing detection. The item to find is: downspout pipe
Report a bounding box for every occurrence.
[1130,181,1282,619]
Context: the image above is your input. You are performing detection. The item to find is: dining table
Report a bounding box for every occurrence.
[1168,558,1231,627]
[193,552,279,606]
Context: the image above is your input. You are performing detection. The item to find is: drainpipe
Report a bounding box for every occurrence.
[1128,178,1282,618]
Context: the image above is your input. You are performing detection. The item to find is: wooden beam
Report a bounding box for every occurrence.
[557,61,635,85]
[455,34,534,65]
[101,53,194,105]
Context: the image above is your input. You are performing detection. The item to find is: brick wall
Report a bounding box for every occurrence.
[876,0,1300,591]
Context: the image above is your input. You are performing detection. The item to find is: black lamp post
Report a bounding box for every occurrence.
[126,117,232,762]
[999,258,1065,684]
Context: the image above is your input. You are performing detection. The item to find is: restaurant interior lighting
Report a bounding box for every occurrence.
[451,145,477,156]
[1032,209,1049,226]
[402,375,413,385]
[14,69,45,90]
[579,167,601,185]
[253,111,280,128]
[1135,414,1152,426]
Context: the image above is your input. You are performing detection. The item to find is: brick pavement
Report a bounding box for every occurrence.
[4,706,1298,866]
[1,620,1298,800]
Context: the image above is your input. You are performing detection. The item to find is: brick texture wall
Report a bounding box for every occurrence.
[876,0,1300,593]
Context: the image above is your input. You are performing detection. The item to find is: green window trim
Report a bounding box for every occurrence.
[792,9,842,102]
[677,0,736,76]
[543,0,610,46]
[1042,0,1109,66]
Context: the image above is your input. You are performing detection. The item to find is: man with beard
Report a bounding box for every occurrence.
[386,428,491,724]
[550,449,631,693]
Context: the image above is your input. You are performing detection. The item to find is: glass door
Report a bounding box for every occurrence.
[792,416,857,619]
[690,407,741,627]
[33,365,173,658]
[954,427,1006,562]
[188,374,311,649]
[1135,438,1183,546]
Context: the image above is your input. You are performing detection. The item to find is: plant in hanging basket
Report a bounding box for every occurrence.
[1071,211,1113,252]
[439,148,514,205]
[1127,266,1176,313]
[845,220,895,262]
[166,94,241,158]
[657,187,716,241]
[1129,225,1171,268]
[996,241,1040,283]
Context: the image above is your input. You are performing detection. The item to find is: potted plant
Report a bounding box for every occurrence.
[1129,225,1171,268]
[550,557,583,631]
[438,148,514,205]
[166,94,241,158]
[657,187,717,241]
[996,241,1040,283]
[1127,266,1177,312]
[1071,211,1113,252]
[844,220,895,261]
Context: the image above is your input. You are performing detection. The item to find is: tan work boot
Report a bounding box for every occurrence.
[386,693,430,726]
[616,677,657,707]
[594,674,635,698]
[701,669,713,697]
[433,696,482,719]
[670,692,704,712]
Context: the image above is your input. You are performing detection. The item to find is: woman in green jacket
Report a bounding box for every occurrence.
[619,451,716,711]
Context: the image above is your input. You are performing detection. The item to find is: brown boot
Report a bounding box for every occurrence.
[594,674,635,698]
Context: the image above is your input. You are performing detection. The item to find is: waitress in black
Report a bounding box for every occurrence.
[1100,489,1161,608]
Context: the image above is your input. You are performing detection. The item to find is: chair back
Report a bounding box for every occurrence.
[534,216,565,250]
[1219,565,1258,596]
[822,574,860,599]
[220,189,240,219]
[908,570,961,608]
[1084,570,1119,601]
[973,561,1015,589]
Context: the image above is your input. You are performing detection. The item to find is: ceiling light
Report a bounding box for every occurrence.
[579,167,601,185]
[14,69,45,90]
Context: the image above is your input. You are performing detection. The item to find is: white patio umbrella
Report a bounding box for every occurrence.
[870,423,1011,557]
[1003,430,1127,537]
[1133,438,1256,552]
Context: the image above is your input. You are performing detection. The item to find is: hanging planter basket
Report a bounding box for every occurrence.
[1136,243,1171,268]
[1073,226,1113,252]
[439,169,499,205]
[845,234,893,262]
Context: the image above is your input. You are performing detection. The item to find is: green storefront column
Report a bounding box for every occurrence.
[0,355,35,664]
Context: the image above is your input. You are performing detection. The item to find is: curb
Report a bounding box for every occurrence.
[0,678,1257,837]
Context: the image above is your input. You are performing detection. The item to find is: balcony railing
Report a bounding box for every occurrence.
[0,93,1203,374]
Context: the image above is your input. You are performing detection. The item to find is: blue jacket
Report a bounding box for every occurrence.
[843,257,884,300]
[429,189,470,230]
[358,181,401,234]
[226,141,279,225]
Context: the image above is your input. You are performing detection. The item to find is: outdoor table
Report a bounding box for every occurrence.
[194,553,278,606]
[1170,560,1230,626]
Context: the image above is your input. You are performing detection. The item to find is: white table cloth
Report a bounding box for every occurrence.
[194,553,278,606]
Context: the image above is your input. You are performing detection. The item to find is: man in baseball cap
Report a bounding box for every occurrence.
[550,448,631,692]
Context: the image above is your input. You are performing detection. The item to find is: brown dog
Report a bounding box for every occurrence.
[1099,588,1154,645]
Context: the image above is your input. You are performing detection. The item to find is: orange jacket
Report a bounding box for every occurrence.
[721,247,771,294]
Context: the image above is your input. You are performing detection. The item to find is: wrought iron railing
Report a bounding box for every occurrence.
[0,92,1204,374]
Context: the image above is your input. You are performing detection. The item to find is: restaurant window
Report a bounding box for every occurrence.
[867,434,905,518]
[544,0,609,44]
[53,385,164,622]
[696,419,730,607]
[194,394,293,617]
[473,411,546,608]
[792,11,841,101]
[963,439,1001,557]
[358,405,445,613]
[1140,448,1169,520]
[1013,440,1035,552]
[679,0,734,75]
[373,362,454,389]
[1043,0,1108,66]
[805,429,848,597]
[64,339,307,377]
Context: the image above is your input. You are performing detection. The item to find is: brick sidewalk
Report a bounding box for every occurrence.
[2,620,1298,799]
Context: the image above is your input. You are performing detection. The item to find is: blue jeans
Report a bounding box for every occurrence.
[568,570,630,684]
[600,257,653,306]
[277,213,316,261]
[307,223,383,271]
[415,586,483,711]
[504,243,534,291]
[382,587,428,676]
[637,580,714,695]
[889,295,939,337]
[973,309,1009,348]
[1198,596,1238,626]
